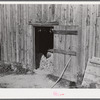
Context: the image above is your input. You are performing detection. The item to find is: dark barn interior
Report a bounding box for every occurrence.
[35,27,53,69]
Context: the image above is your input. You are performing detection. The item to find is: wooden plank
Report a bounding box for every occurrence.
[86,65,100,77]
[23,5,27,66]
[22,5,25,65]
[98,5,100,17]
[11,5,15,62]
[54,4,61,24]
[82,57,100,87]
[48,49,76,56]
[51,4,55,22]
[53,30,78,35]
[1,5,4,61]
[18,5,21,63]
[35,4,42,23]
[48,4,55,22]
[88,5,93,59]
[4,5,7,61]
[20,5,24,64]
[95,17,100,57]
[26,5,29,68]
[33,26,35,69]
[10,4,16,62]
[26,5,30,69]
[69,5,78,81]
[31,4,36,23]
[28,25,34,71]
[84,5,91,73]
[89,5,97,58]
[53,26,59,76]
[71,5,82,82]
[10,5,14,62]
[83,73,100,85]
[17,4,21,63]
[67,4,70,25]
[28,5,33,24]
[58,26,68,80]
[70,5,77,81]
[29,4,36,69]
[81,5,87,74]
[53,25,65,77]
[5,5,9,61]
[15,5,19,62]
[13,5,17,62]
[91,5,97,57]
[60,3,67,38]
[42,4,48,23]
[28,5,34,70]
[57,25,65,79]
[47,4,51,22]
[90,57,100,65]
[8,5,12,62]
[29,22,59,27]
[63,5,72,81]
[61,4,67,25]
[6,5,11,62]
[72,5,83,81]
[76,5,83,74]
[68,5,74,25]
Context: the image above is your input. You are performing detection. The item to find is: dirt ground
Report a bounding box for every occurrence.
[0,69,69,88]
[0,53,71,88]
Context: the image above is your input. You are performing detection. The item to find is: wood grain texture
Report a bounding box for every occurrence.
[82,58,100,87]
[0,4,99,81]
[48,49,76,56]
[53,30,77,35]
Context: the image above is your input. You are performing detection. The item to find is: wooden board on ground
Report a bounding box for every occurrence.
[82,57,100,88]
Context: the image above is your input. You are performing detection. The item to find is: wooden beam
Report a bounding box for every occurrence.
[29,22,59,27]
[53,30,78,35]
[48,49,76,56]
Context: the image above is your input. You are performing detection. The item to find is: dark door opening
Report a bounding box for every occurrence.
[35,27,53,69]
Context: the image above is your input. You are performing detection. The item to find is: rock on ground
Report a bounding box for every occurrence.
[39,52,53,73]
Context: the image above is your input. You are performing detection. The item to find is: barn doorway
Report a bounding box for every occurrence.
[35,27,54,69]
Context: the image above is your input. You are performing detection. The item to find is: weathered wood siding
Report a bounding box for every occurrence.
[0,4,100,76]
[53,25,79,81]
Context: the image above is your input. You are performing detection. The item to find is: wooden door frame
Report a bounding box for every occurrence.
[29,22,59,69]
[28,22,80,82]
[28,22,79,79]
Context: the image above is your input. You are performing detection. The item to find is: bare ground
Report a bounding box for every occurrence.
[0,69,69,88]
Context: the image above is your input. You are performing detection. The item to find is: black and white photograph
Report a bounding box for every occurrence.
[0,3,100,89]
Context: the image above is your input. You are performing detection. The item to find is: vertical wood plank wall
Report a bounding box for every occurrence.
[0,4,100,74]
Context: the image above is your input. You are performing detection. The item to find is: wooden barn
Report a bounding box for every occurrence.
[0,4,100,83]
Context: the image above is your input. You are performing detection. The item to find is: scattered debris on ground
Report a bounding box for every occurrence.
[0,61,32,75]
[2,54,100,88]
[0,69,66,88]
[39,52,53,74]
[0,56,69,88]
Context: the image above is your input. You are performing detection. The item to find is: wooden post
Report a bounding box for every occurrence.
[27,24,35,71]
